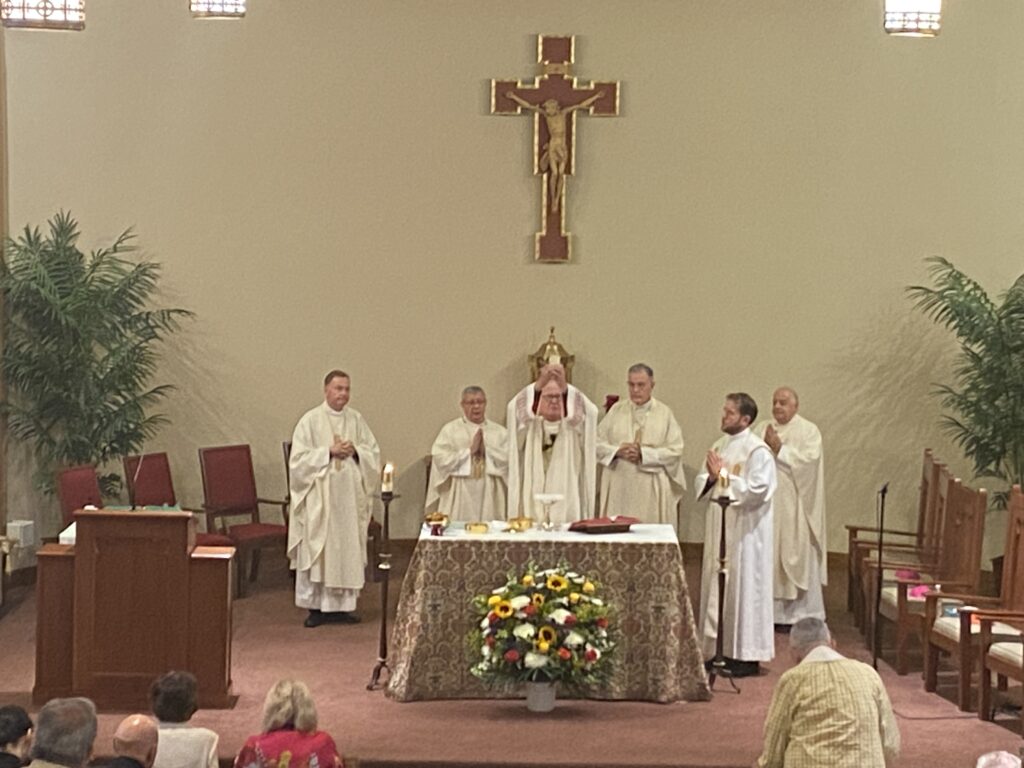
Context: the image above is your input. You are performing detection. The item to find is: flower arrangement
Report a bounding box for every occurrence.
[469,564,615,690]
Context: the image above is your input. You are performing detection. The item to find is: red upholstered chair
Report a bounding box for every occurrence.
[124,452,234,548]
[56,465,103,526]
[199,444,289,597]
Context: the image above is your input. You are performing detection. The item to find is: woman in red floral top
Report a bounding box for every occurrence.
[233,680,343,768]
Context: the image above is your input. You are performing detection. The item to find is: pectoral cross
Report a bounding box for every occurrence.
[492,35,620,263]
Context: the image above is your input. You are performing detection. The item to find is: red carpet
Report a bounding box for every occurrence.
[1,544,1020,767]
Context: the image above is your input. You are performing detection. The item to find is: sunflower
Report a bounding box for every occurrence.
[532,592,545,607]
[494,600,514,619]
[546,574,569,592]
[538,625,557,644]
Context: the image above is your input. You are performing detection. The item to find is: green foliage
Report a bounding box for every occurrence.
[0,211,193,495]
[907,257,1024,507]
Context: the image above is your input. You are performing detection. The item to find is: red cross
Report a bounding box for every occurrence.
[492,36,620,263]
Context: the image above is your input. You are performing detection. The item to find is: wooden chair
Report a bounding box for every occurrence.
[847,449,945,627]
[863,471,987,674]
[56,465,103,526]
[199,444,289,597]
[282,440,383,583]
[124,452,234,548]
[923,485,1024,710]
[976,612,1024,727]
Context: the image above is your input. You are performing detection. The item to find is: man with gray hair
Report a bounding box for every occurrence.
[596,364,687,528]
[757,618,900,767]
[426,386,508,521]
[27,698,97,768]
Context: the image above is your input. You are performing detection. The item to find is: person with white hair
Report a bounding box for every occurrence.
[233,680,343,768]
[26,698,97,768]
[757,618,900,767]
[976,753,1022,768]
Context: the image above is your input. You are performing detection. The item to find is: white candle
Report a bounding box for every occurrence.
[382,462,394,493]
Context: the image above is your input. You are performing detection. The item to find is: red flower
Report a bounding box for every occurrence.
[489,612,500,625]
[523,604,537,616]
[485,635,496,647]
[596,617,609,629]
[585,648,598,662]
[504,649,521,663]
[564,614,577,626]
[558,647,572,660]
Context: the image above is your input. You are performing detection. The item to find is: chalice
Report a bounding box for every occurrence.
[533,493,564,532]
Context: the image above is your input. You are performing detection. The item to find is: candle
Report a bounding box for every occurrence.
[382,462,394,493]
[716,467,729,492]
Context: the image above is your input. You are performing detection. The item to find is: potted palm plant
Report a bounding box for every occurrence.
[907,257,1024,508]
[0,211,192,495]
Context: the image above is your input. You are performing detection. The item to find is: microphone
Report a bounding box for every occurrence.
[129,451,147,510]
[879,481,889,496]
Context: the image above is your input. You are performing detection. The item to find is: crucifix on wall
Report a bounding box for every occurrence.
[491,35,620,263]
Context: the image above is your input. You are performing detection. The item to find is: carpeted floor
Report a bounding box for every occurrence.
[1,543,1021,768]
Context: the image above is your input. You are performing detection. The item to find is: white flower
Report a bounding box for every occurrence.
[563,630,585,648]
[510,595,531,610]
[567,571,582,581]
[549,608,573,625]
[524,651,549,669]
[482,644,492,659]
[480,616,491,629]
[491,586,507,595]
[513,623,536,639]
[553,597,569,606]
[590,597,603,606]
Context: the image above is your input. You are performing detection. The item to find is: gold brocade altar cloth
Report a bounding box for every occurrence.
[385,523,711,703]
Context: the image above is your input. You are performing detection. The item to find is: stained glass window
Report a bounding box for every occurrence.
[1,0,85,30]
[190,0,244,19]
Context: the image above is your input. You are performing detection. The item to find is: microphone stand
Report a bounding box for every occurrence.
[128,451,146,510]
[872,482,888,670]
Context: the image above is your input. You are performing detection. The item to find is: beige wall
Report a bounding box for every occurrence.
[4,1,1020,561]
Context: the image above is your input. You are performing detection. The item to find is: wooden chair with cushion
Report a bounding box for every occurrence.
[922,485,1024,710]
[124,452,235,548]
[863,471,987,675]
[976,612,1024,727]
[199,444,289,597]
[847,449,945,628]
[56,464,104,527]
[282,440,383,583]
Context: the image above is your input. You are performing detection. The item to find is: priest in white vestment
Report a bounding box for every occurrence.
[696,392,777,675]
[755,387,827,626]
[426,385,508,521]
[597,363,687,527]
[288,370,380,628]
[506,364,598,524]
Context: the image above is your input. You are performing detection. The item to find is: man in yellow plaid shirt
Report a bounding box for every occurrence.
[758,618,900,767]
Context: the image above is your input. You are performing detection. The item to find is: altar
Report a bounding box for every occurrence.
[386,523,710,703]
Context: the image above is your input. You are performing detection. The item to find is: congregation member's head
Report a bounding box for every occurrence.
[149,671,199,724]
[323,370,351,412]
[0,705,33,764]
[112,715,159,768]
[721,393,757,435]
[627,363,654,406]
[29,698,97,768]
[771,387,799,425]
[788,617,834,662]
[537,380,565,422]
[261,680,318,734]
[460,386,487,424]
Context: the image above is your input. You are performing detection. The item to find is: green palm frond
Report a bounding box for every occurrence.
[908,258,1024,508]
[0,211,193,495]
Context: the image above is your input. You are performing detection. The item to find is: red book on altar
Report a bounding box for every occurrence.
[569,516,640,534]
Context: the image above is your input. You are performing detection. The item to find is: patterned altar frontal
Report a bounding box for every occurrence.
[386,524,711,703]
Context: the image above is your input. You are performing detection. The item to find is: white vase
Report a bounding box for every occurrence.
[525,681,557,712]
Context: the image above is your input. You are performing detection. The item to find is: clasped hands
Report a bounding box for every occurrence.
[763,425,782,455]
[615,442,642,464]
[470,428,485,459]
[330,437,356,460]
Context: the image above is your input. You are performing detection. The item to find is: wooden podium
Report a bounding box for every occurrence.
[34,509,235,710]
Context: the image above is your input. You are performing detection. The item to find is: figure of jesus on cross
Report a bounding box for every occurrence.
[492,36,620,262]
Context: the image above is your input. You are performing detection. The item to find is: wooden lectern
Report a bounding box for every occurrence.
[34,510,235,710]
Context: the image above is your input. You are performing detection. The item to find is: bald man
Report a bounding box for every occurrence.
[755,387,827,628]
[110,715,159,768]
[506,364,598,524]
